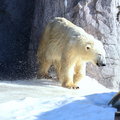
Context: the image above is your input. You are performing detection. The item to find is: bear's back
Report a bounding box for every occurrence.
[49,17,85,38]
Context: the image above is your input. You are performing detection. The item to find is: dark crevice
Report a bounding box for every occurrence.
[117,6,120,22]
[0,0,35,80]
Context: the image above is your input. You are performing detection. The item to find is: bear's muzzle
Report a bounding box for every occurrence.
[96,62,106,67]
[96,54,106,67]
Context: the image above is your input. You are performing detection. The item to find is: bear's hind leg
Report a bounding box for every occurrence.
[37,60,52,79]
[53,60,61,80]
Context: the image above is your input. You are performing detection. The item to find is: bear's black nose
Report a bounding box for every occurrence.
[102,63,106,66]
[96,63,106,67]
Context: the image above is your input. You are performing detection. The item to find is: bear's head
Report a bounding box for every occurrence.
[79,35,106,67]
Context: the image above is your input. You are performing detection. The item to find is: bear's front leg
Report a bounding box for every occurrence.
[60,61,79,89]
[73,62,86,85]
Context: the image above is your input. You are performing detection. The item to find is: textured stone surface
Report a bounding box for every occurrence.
[30,0,120,89]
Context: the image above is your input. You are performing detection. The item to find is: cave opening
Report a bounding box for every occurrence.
[0,0,35,80]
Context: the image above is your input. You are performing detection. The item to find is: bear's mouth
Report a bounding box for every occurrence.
[96,62,106,67]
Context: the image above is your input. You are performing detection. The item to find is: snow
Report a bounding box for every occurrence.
[0,76,117,120]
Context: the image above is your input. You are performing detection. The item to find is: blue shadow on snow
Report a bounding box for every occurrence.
[35,92,117,120]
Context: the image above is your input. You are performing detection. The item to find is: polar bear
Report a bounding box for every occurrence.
[37,17,106,89]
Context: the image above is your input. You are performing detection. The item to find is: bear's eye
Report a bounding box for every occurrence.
[86,46,90,50]
[85,44,91,51]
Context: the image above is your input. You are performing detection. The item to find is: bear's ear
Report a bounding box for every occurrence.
[85,44,91,51]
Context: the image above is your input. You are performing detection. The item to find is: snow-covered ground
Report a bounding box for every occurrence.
[0,76,117,120]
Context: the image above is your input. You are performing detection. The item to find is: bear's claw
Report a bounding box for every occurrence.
[69,86,79,89]
[72,86,79,89]
[37,74,52,79]
[62,83,79,89]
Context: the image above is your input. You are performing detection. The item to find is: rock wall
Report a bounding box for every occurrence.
[30,0,120,89]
